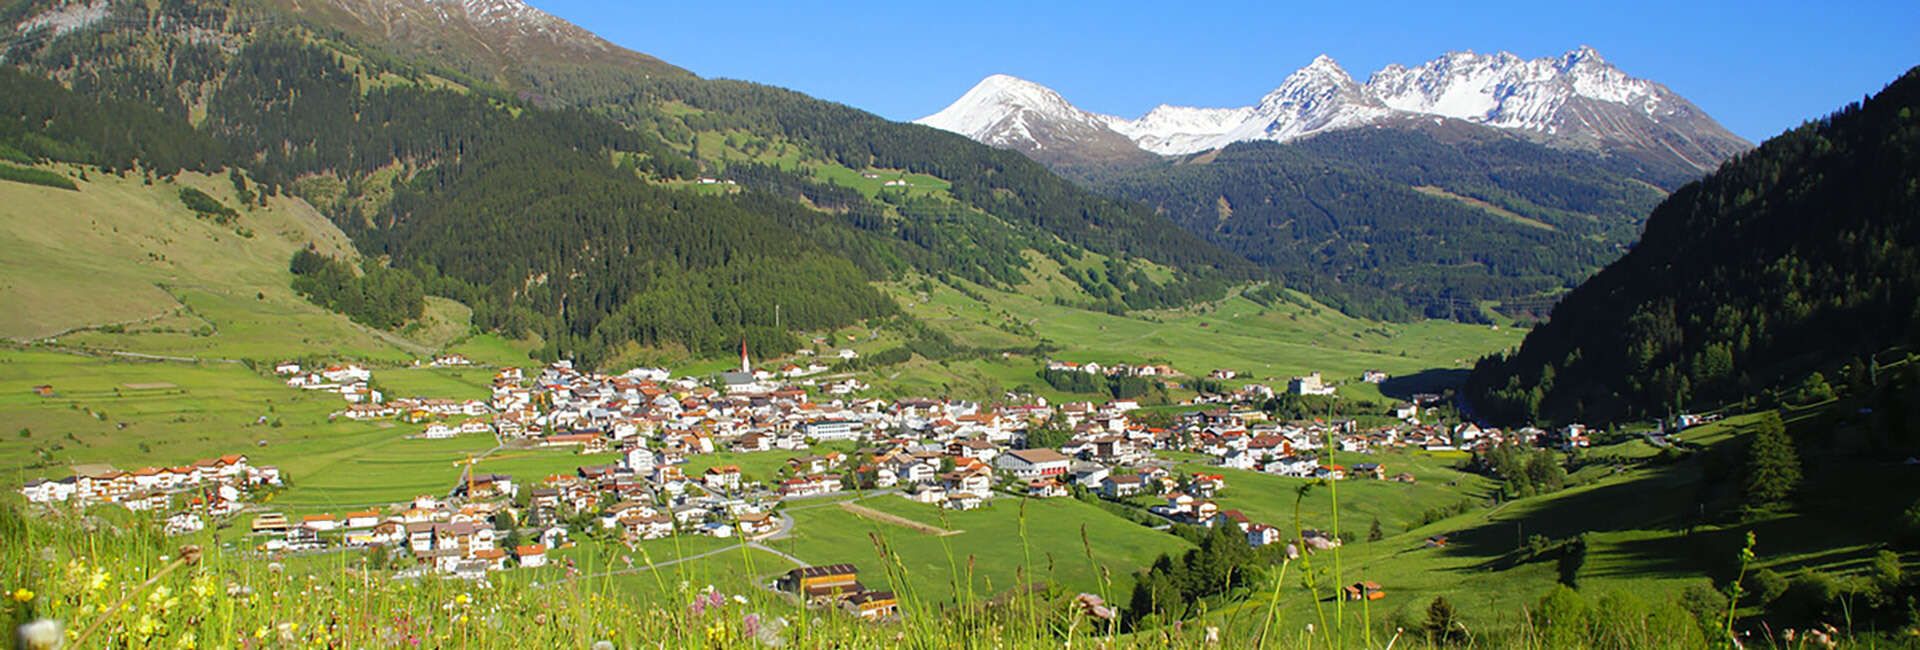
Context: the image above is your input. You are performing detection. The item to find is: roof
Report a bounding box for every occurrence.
[1005,448,1071,465]
[788,564,858,579]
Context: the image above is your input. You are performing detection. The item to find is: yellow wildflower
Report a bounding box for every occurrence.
[9,587,32,603]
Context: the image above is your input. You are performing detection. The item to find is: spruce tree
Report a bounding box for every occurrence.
[1742,413,1802,516]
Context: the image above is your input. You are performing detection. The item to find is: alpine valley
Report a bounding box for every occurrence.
[3,1,1920,649]
[920,49,1753,321]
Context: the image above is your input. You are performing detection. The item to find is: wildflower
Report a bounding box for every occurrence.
[744,617,783,648]
[455,593,471,606]
[591,641,614,650]
[9,588,32,603]
[86,569,110,592]
[15,619,63,650]
[732,594,748,605]
[1205,626,1220,645]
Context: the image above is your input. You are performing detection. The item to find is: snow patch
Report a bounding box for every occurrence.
[919,46,1698,156]
[16,0,111,38]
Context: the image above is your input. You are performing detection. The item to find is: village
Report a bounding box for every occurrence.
[16,344,1605,621]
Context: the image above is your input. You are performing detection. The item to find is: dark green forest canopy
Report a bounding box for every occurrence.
[1090,127,1680,323]
[1467,66,1920,426]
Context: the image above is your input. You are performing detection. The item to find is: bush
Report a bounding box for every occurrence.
[0,162,78,190]
[179,186,238,223]
[1677,583,1728,638]
[1533,585,1592,648]
[1743,568,1788,606]
[1770,571,1844,625]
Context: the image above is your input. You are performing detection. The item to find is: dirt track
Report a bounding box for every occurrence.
[838,501,963,537]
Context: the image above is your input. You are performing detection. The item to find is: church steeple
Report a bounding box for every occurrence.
[740,337,750,375]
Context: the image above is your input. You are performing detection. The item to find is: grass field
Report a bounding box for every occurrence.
[864,277,1522,400]
[0,167,443,362]
[0,346,590,514]
[680,442,860,483]
[1161,449,1495,538]
[769,493,1193,606]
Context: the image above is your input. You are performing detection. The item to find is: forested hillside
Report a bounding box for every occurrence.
[0,0,1251,367]
[1467,66,1920,426]
[1091,124,1679,322]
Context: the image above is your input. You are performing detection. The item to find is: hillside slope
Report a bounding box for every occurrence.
[1468,66,1920,425]
[1092,123,1674,322]
[0,0,1250,369]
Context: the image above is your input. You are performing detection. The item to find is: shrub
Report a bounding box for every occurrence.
[1743,568,1788,606]
[1533,585,1592,648]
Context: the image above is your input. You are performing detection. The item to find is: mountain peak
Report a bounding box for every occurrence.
[915,75,1152,165]
[921,46,1749,173]
[1561,44,1606,67]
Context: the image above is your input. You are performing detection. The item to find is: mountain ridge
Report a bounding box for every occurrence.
[918,47,1750,175]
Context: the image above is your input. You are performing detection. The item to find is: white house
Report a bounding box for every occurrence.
[994,448,1072,480]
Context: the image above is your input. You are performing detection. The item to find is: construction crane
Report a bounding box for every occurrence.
[453,454,478,499]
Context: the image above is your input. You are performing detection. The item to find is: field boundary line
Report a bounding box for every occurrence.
[837,501,963,537]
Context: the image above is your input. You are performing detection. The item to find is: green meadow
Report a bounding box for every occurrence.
[769,492,1194,606]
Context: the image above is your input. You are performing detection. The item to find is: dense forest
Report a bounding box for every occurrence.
[0,0,1258,367]
[288,248,426,330]
[1466,66,1920,426]
[1092,126,1681,322]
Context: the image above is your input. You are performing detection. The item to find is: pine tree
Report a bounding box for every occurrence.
[1425,595,1466,645]
[1368,517,1383,542]
[1741,412,1802,516]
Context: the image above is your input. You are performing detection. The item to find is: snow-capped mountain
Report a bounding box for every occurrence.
[918,47,1748,173]
[916,75,1153,165]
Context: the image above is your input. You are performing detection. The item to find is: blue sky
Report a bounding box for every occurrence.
[532,0,1919,143]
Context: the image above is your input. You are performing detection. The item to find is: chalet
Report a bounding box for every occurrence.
[779,474,842,499]
[619,514,674,542]
[273,362,302,375]
[908,484,947,504]
[941,468,992,495]
[844,590,899,620]
[1188,473,1227,498]
[703,466,743,491]
[301,514,339,532]
[1344,581,1385,601]
[1026,478,1069,498]
[736,512,778,539]
[19,477,76,503]
[1099,474,1145,498]
[944,491,984,511]
[1350,463,1386,480]
[779,564,863,602]
[251,512,291,533]
[164,512,205,536]
[1246,523,1282,547]
[994,448,1071,480]
[947,439,999,461]
[516,544,548,568]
